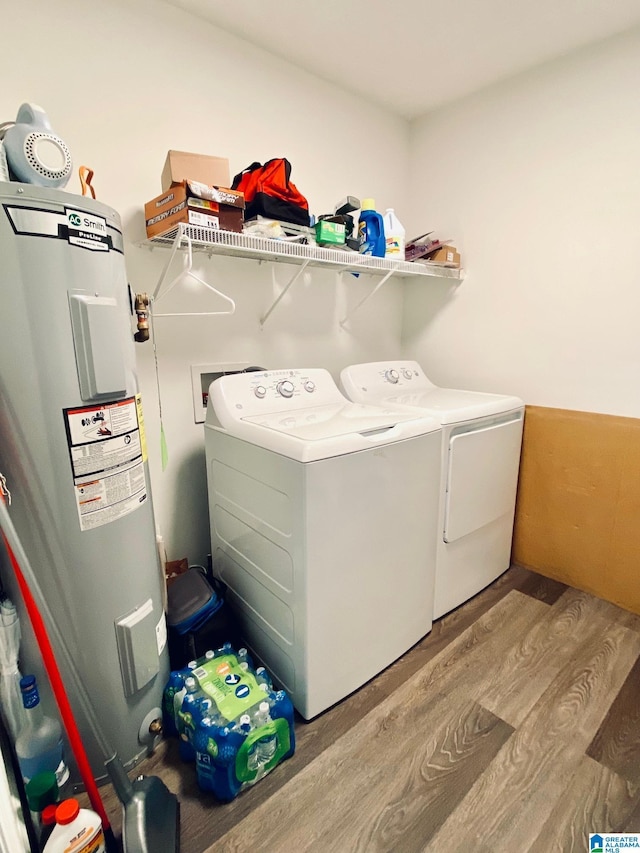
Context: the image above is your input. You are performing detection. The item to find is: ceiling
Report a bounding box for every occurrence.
[164,0,640,119]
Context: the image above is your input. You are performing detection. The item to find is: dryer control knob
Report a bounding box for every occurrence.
[254,385,267,398]
[303,381,316,393]
[385,369,399,384]
[402,369,413,380]
[277,380,295,398]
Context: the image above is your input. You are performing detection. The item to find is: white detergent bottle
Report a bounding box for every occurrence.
[43,799,106,853]
[383,208,406,260]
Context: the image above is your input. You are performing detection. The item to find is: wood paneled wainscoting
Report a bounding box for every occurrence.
[513,405,640,615]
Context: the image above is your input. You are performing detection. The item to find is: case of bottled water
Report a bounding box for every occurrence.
[162,643,295,802]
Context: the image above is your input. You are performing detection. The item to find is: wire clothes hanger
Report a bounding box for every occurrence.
[151,225,236,317]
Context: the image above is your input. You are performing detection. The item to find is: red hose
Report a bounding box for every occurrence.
[1,530,112,831]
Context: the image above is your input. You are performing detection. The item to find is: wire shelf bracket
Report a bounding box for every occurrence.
[259,259,310,327]
[339,268,396,327]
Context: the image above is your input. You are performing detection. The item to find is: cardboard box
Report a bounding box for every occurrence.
[426,244,461,268]
[145,180,245,238]
[161,150,230,193]
[315,220,346,246]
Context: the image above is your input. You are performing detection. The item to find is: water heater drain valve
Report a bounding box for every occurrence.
[138,707,164,746]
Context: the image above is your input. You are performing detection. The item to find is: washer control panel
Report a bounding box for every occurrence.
[211,368,344,421]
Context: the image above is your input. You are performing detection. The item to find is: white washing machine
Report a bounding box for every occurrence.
[204,368,442,719]
[340,361,524,620]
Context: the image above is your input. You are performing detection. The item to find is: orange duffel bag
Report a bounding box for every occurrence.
[232,158,310,226]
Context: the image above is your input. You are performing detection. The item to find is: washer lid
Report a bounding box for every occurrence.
[340,361,523,424]
[206,367,441,462]
[242,401,423,441]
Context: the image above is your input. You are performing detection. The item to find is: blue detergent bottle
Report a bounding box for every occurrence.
[358,199,386,257]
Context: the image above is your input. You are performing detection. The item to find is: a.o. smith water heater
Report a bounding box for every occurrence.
[0,182,169,781]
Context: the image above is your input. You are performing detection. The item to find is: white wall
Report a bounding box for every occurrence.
[10,2,637,571]
[0,0,410,565]
[403,27,640,418]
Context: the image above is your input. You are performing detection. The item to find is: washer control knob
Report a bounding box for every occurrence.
[303,381,316,393]
[402,369,413,380]
[254,385,267,399]
[277,380,295,398]
[385,369,399,384]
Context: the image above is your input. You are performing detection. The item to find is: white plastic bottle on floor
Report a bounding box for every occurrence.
[43,799,105,853]
[383,209,406,260]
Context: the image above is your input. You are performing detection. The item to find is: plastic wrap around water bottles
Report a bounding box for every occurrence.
[163,643,295,802]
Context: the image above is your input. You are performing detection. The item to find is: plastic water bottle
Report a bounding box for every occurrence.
[163,671,184,736]
[383,209,406,260]
[15,675,69,786]
[240,712,260,771]
[177,677,203,760]
[173,668,199,726]
[257,731,277,766]
[358,199,385,257]
[43,799,105,853]
[254,701,277,767]
[255,666,272,690]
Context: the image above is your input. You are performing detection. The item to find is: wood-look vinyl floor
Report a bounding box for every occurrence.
[93,566,640,853]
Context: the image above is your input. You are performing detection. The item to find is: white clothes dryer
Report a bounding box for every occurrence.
[340,361,524,620]
[204,368,441,719]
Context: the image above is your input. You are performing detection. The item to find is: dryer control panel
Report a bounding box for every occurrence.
[340,360,437,400]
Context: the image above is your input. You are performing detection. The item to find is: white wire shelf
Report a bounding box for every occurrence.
[144,224,464,281]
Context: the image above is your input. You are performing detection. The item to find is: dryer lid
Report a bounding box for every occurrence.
[377,387,524,424]
[340,361,523,424]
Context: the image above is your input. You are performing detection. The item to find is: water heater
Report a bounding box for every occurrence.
[0,182,169,782]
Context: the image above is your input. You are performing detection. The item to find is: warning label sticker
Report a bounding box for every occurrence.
[63,397,148,531]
